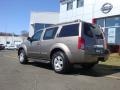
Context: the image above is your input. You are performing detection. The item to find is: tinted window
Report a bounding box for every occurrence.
[32,30,43,41]
[77,0,84,8]
[93,25,103,39]
[67,2,73,10]
[43,27,58,40]
[6,41,10,44]
[84,23,103,39]
[59,24,79,37]
[83,23,93,37]
[106,16,120,27]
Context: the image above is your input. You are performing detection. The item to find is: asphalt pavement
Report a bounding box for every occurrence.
[0,50,120,90]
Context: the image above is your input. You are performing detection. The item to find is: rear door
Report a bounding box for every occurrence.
[40,27,58,59]
[82,22,104,54]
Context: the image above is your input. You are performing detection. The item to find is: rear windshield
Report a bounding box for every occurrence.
[83,22,103,39]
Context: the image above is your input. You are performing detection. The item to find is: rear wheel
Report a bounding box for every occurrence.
[19,50,28,64]
[52,51,70,74]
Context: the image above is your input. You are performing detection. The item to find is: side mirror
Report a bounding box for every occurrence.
[27,37,32,41]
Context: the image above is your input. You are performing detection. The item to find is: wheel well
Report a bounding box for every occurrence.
[50,48,64,59]
[18,48,24,56]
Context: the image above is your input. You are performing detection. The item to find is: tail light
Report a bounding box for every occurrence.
[92,19,96,24]
[78,37,85,49]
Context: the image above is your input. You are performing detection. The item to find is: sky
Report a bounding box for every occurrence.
[0,0,59,35]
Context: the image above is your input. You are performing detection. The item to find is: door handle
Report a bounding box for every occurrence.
[37,43,40,46]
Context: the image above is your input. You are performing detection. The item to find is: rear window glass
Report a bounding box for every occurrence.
[83,23,103,39]
[92,25,103,39]
[59,24,79,37]
[83,23,93,37]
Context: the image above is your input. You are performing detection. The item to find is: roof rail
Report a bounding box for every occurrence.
[55,19,82,26]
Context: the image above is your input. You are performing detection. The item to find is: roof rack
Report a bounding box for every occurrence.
[40,19,82,30]
[55,19,82,26]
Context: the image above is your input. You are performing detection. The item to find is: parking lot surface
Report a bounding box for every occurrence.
[0,50,120,90]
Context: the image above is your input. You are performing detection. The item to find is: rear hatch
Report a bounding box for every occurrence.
[82,22,106,55]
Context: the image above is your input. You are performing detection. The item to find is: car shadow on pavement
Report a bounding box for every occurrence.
[27,62,120,77]
[27,61,53,70]
[69,64,120,77]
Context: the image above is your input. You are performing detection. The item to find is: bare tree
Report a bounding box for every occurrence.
[21,30,29,37]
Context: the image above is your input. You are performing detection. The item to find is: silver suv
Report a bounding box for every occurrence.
[18,20,109,73]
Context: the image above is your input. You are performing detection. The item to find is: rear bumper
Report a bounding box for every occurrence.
[97,49,110,62]
[84,49,110,62]
[70,49,110,64]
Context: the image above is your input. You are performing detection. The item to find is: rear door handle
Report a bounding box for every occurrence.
[37,43,41,46]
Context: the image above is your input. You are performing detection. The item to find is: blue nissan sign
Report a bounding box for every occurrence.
[101,3,113,14]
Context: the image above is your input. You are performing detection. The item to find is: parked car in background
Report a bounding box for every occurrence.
[5,45,17,50]
[0,44,5,50]
[18,20,110,74]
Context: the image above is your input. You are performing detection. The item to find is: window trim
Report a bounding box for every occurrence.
[43,27,58,40]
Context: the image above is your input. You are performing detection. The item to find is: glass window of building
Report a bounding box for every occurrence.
[106,16,120,27]
[67,1,73,11]
[33,23,44,33]
[45,24,53,28]
[77,0,84,8]
[33,23,53,33]
[96,18,104,27]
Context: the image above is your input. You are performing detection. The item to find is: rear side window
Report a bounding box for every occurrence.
[83,23,103,39]
[83,23,94,37]
[92,25,103,39]
[59,24,79,37]
[43,27,58,40]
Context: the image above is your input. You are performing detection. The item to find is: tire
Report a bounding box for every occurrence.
[52,51,70,74]
[19,49,28,64]
[81,62,98,69]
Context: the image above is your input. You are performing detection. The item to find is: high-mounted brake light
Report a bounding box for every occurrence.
[78,37,85,49]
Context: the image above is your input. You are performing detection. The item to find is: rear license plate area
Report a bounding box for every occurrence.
[95,48,104,54]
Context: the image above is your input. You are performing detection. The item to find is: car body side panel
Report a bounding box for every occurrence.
[49,43,72,62]
[53,36,85,63]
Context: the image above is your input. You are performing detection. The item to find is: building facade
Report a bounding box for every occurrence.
[0,36,26,47]
[60,0,120,46]
[29,12,59,37]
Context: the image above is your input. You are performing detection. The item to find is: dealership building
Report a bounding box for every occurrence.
[29,0,120,51]
[59,0,120,51]
[29,12,59,37]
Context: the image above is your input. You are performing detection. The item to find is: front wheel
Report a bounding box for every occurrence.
[52,51,70,74]
[19,50,28,64]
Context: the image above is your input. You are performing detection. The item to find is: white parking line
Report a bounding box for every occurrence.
[5,55,18,59]
[106,75,120,80]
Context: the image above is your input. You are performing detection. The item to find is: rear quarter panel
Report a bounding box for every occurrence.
[54,36,84,63]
